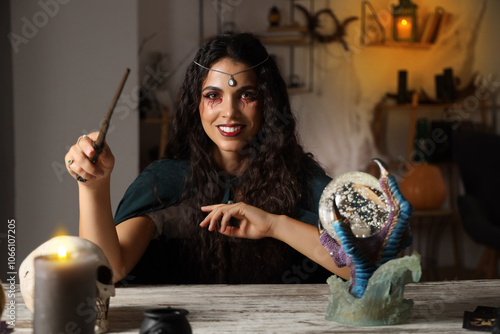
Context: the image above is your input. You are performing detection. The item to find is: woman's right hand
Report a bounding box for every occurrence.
[65,131,115,185]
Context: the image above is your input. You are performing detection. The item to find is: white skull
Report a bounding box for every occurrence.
[19,236,115,333]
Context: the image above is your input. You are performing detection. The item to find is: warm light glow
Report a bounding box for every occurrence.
[396,17,412,40]
[58,246,67,259]
[53,226,68,237]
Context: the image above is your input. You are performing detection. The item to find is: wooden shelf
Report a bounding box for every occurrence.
[413,208,454,217]
[198,1,315,97]
[377,102,500,111]
[258,36,311,46]
[266,25,308,33]
[287,87,311,95]
[258,25,310,45]
[374,94,500,161]
[363,41,433,49]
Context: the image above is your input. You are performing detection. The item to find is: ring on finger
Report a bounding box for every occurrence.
[76,174,87,183]
[77,134,88,145]
[67,159,74,166]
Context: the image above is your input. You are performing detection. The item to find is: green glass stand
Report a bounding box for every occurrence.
[326,252,421,326]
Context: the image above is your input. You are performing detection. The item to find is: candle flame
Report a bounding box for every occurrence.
[58,245,67,259]
[401,19,408,26]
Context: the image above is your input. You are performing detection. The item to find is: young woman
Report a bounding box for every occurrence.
[65,33,350,284]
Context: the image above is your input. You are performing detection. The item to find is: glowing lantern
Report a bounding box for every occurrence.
[392,0,418,42]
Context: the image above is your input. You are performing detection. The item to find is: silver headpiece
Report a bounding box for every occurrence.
[193,55,270,87]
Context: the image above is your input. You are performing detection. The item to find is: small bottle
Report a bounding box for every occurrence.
[269,6,280,27]
[413,118,431,163]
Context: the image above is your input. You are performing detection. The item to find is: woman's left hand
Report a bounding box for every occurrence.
[200,202,279,239]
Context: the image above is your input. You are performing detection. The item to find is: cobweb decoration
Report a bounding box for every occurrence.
[294,0,487,176]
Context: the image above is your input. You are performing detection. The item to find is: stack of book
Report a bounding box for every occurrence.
[418,7,452,44]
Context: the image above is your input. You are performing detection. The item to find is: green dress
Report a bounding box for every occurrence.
[114,159,332,284]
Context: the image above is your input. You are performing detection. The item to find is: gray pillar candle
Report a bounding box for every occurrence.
[34,248,97,334]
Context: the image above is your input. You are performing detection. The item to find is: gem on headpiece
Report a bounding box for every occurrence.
[228,77,236,87]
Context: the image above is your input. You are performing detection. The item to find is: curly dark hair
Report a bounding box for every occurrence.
[160,33,324,283]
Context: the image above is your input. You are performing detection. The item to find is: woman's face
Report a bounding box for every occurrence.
[199,58,262,160]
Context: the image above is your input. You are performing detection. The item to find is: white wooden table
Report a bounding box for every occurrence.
[3,280,500,333]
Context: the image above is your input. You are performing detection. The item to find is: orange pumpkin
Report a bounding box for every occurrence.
[400,163,447,210]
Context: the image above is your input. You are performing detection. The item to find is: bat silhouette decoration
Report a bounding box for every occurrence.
[295,4,358,50]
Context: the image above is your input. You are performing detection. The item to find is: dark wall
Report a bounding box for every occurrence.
[0,0,14,282]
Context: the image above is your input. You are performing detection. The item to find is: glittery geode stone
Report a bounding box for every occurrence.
[319,171,390,242]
